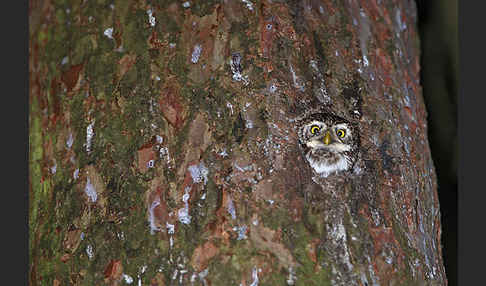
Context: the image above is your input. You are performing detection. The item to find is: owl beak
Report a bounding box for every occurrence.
[323,131,331,145]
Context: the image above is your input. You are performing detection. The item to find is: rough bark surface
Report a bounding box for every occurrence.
[29,0,446,285]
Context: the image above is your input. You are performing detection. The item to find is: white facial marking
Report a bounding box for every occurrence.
[333,123,351,136]
[305,140,321,148]
[306,153,349,177]
[328,142,351,152]
[306,140,351,152]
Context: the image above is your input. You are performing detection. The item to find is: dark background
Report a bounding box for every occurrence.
[415,0,457,285]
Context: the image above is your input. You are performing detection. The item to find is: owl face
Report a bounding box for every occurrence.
[298,113,359,177]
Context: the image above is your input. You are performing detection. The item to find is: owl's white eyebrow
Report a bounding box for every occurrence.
[333,123,350,131]
[307,121,326,128]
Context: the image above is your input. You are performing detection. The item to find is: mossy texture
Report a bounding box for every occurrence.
[29,0,446,285]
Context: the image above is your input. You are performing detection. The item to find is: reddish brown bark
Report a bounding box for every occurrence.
[29,0,446,285]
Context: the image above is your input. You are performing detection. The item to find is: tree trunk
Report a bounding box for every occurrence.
[29,0,446,285]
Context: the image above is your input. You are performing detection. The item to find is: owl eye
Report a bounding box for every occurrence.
[336,129,346,138]
[310,125,320,134]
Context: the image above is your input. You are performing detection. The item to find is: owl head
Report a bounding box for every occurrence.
[297,112,359,177]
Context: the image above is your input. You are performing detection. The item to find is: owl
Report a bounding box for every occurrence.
[297,112,359,177]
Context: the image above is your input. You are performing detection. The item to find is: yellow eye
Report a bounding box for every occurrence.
[336,129,346,138]
[310,125,320,134]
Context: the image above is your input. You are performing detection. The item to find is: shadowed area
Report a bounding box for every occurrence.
[416,0,458,285]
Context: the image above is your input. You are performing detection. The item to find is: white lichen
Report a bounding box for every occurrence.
[123,274,133,284]
[159,146,168,158]
[85,121,94,153]
[166,222,175,248]
[309,59,330,104]
[178,188,192,224]
[249,267,260,286]
[117,231,125,240]
[147,160,155,169]
[50,163,57,174]
[191,44,202,64]
[230,53,249,85]
[363,55,369,67]
[286,267,297,285]
[360,272,369,286]
[233,162,253,172]
[245,119,254,129]
[179,269,188,284]
[367,259,380,286]
[137,266,147,286]
[226,102,234,115]
[218,148,228,157]
[269,83,277,93]
[371,208,381,226]
[148,197,161,234]
[328,221,353,271]
[86,244,94,260]
[140,265,147,274]
[241,0,254,11]
[103,27,114,39]
[289,64,305,91]
[227,195,236,220]
[198,268,209,284]
[166,222,175,234]
[84,177,97,202]
[188,163,209,184]
[234,225,247,240]
[172,269,179,280]
[147,9,156,27]
[395,9,407,33]
[66,132,74,149]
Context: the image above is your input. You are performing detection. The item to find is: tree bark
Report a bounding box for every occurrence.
[29,0,446,285]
